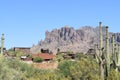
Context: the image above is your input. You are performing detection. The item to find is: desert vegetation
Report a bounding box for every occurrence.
[0,53,100,80]
[1,52,120,80]
[1,22,120,80]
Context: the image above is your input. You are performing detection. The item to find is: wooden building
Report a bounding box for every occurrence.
[13,47,31,54]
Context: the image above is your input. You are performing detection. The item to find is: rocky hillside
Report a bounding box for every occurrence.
[30,26,120,54]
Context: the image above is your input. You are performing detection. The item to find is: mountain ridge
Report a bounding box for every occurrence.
[30,26,120,54]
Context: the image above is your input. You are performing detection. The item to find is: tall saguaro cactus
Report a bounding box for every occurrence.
[112,43,120,72]
[112,35,115,62]
[114,43,117,66]
[99,22,104,80]
[99,22,103,51]
[117,44,120,69]
[1,34,5,55]
[111,35,118,69]
[94,22,104,80]
[105,26,110,78]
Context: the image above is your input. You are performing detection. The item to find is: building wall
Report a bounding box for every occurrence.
[14,47,31,54]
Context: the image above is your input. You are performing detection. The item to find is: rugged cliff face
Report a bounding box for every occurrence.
[30,26,120,54]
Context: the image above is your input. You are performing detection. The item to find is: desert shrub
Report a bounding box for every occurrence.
[33,57,43,63]
[107,69,120,80]
[58,60,77,78]
[58,57,100,80]
[0,55,26,80]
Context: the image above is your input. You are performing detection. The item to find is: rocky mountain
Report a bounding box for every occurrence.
[30,26,120,54]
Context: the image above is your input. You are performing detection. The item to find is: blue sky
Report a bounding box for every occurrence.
[0,0,120,49]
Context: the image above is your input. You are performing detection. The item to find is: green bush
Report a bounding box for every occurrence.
[58,60,77,77]
[58,57,100,80]
[0,55,26,80]
[33,57,43,63]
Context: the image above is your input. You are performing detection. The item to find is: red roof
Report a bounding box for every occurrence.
[32,53,55,60]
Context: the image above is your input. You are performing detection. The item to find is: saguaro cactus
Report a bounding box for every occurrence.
[94,22,104,80]
[99,22,103,51]
[111,34,120,70]
[117,44,120,69]
[99,22,104,80]
[1,34,5,55]
[114,44,117,66]
[112,43,120,72]
[95,22,120,79]
[112,35,115,62]
[105,26,110,78]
